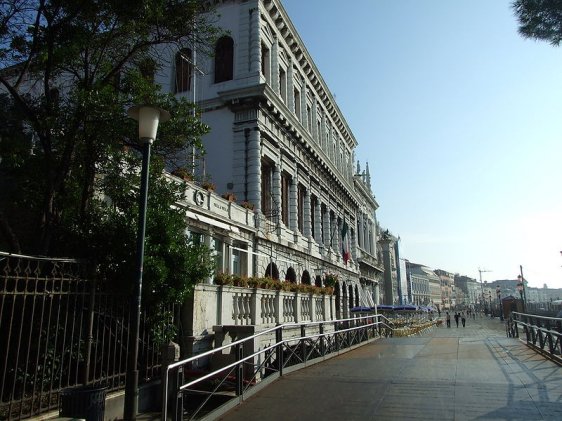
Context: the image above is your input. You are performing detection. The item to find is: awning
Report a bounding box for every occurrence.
[186,210,240,233]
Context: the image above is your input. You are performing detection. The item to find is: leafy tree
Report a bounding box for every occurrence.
[0,0,219,339]
[513,0,562,45]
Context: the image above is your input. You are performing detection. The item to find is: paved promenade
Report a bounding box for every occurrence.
[219,316,562,421]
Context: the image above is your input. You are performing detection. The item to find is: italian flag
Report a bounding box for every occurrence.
[341,221,350,265]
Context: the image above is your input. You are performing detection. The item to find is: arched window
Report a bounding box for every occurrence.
[315,275,322,287]
[285,267,297,283]
[301,270,311,285]
[174,48,192,93]
[265,262,279,280]
[214,36,234,83]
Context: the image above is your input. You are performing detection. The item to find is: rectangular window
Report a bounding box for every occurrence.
[232,244,248,277]
[281,172,290,226]
[213,238,224,273]
[306,105,312,131]
[311,196,317,239]
[261,43,270,83]
[174,48,192,93]
[261,161,273,220]
[279,67,287,103]
[294,88,301,119]
[297,184,305,233]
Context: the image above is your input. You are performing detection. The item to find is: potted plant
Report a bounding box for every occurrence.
[241,201,254,210]
[222,192,236,202]
[324,272,339,288]
[201,180,216,192]
[171,167,193,182]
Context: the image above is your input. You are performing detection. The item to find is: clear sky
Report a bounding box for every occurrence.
[281,0,562,289]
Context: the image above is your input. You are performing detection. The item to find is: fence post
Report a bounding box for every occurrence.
[295,292,301,323]
[276,327,284,376]
[83,277,96,385]
[319,323,325,356]
[235,343,244,396]
[161,342,180,421]
[300,324,306,363]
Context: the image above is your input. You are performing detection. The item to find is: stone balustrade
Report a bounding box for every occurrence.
[184,283,336,356]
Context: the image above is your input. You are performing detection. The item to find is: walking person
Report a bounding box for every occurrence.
[446,311,451,328]
[461,312,466,327]
[454,312,460,328]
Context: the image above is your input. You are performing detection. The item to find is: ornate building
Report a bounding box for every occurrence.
[157,0,381,317]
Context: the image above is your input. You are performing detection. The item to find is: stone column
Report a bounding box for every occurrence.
[205,232,214,284]
[380,239,394,305]
[358,212,365,250]
[247,128,261,211]
[323,205,331,250]
[272,163,282,225]
[289,177,297,231]
[287,59,294,112]
[271,36,279,93]
[249,7,261,75]
[300,77,307,127]
[314,199,322,245]
[312,97,318,142]
[303,189,311,238]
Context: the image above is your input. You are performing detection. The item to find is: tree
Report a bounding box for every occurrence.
[513,0,562,45]
[0,0,219,338]
[0,0,219,253]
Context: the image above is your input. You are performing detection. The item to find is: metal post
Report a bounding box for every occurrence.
[83,277,96,385]
[235,344,244,396]
[276,327,283,376]
[519,265,527,313]
[124,139,152,420]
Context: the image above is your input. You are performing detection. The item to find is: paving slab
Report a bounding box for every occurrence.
[219,317,562,421]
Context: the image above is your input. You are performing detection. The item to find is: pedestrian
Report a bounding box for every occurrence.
[461,312,466,327]
[473,311,476,320]
[438,308,441,317]
[454,312,460,328]
[446,311,451,328]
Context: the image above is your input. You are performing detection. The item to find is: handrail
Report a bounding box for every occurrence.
[163,314,384,420]
[511,311,562,365]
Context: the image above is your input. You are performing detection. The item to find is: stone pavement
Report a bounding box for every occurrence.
[219,316,562,421]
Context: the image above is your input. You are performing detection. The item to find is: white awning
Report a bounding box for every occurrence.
[186,210,240,233]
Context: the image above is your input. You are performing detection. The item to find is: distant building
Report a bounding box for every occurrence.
[454,274,478,306]
[435,269,454,310]
[158,0,384,318]
[378,229,402,304]
[408,263,440,307]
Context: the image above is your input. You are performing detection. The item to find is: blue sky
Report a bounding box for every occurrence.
[281,0,562,288]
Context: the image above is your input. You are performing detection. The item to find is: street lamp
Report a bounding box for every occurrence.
[124,105,170,421]
[496,285,503,321]
[516,277,526,313]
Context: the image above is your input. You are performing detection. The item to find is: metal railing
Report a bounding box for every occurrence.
[0,252,167,419]
[512,312,562,364]
[163,314,394,420]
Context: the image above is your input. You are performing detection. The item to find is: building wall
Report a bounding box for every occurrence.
[158,0,382,317]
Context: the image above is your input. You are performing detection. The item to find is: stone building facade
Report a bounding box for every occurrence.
[156,0,381,318]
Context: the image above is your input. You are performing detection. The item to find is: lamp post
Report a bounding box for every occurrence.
[517,265,527,313]
[516,277,526,313]
[124,105,170,421]
[496,285,503,321]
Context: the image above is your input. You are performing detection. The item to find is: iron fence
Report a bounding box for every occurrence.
[163,314,395,421]
[512,311,562,365]
[0,252,166,419]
